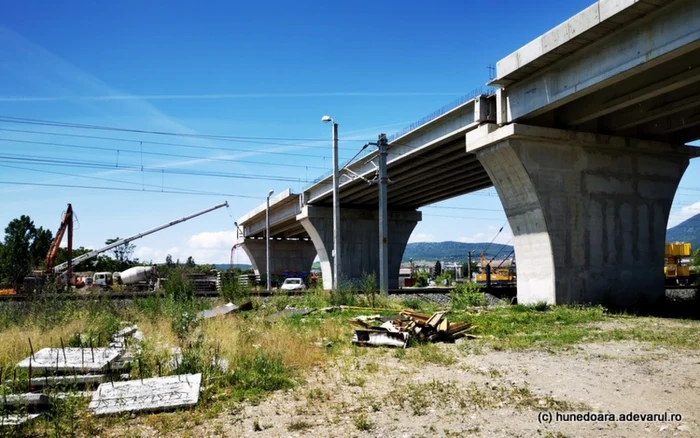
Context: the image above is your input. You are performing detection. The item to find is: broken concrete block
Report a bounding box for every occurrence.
[16,348,123,373]
[0,413,41,427]
[88,373,202,416]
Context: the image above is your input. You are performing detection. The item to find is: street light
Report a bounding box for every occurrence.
[322,115,340,290]
[266,189,274,291]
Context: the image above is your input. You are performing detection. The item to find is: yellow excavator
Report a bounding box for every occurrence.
[664,242,696,285]
[475,251,516,285]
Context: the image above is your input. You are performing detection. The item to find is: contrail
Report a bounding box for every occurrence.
[0,92,462,102]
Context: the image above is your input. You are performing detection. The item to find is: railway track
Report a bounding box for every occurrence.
[0,285,694,302]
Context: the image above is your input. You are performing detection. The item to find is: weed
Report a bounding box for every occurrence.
[450,282,487,309]
[353,412,373,431]
[288,420,313,431]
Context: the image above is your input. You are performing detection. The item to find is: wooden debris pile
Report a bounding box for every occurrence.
[350,310,475,348]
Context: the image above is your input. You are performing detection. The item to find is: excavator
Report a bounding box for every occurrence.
[475,250,516,286]
[24,203,84,291]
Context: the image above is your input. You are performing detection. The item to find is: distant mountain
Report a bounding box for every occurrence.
[402,241,514,263]
[667,213,700,250]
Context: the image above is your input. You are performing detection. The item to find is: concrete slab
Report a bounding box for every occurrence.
[0,393,49,407]
[198,302,238,319]
[88,373,202,416]
[0,413,41,427]
[16,347,123,373]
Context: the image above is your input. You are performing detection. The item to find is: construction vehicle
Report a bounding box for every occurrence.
[475,251,516,286]
[664,242,696,285]
[23,201,229,293]
[23,204,81,292]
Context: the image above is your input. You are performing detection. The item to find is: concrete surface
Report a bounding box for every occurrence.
[16,347,123,373]
[89,373,201,416]
[467,124,699,307]
[240,238,317,279]
[297,205,421,290]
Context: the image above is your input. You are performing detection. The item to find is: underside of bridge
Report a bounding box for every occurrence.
[523,45,700,145]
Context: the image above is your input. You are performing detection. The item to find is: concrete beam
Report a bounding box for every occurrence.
[500,0,700,122]
[398,174,494,208]
[468,123,700,308]
[557,63,700,126]
[345,150,480,205]
[604,90,700,131]
[238,190,300,237]
[492,0,670,86]
[304,101,480,205]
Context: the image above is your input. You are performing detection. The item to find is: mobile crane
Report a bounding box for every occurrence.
[23,201,229,293]
[664,242,696,285]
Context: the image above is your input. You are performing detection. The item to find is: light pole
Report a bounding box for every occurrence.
[266,189,274,291]
[321,115,340,290]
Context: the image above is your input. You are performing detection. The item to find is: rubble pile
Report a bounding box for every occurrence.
[350,310,475,348]
[1,321,202,428]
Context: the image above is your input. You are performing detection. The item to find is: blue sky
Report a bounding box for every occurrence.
[1,0,699,265]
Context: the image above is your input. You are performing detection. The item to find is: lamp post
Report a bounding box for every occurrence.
[321,115,340,290]
[266,189,274,291]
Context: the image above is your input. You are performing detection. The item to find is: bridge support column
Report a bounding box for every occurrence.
[239,238,317,280]
[297,206,421,290]
[467,124,699,308]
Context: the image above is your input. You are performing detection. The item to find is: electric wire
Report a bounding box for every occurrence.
[0,115,373,143]
[0,127,358,158]
[0,136,331,169]
[0,180,261,198]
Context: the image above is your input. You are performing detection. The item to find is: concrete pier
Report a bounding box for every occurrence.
[297,206,421,290]
[239,238,317,279]
[467,124,699,308]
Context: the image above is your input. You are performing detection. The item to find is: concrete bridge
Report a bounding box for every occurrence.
[238,0,700,307]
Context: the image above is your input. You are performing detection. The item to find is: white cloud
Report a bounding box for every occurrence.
[187,231,237,249]
[409,233,435,243]
[668,201,700,228]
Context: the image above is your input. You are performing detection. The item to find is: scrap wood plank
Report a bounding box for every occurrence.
[426,311,446,328]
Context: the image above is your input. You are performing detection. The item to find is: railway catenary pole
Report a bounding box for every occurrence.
[378,133,389,295]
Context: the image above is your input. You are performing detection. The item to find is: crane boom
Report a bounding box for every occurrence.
[53,201,229,273]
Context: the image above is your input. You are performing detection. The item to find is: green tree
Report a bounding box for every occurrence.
[166,254,175,267]
[1,216,38,283]
[693,249,700,267]
[185,256,196,268]
[30,226,53,269]
[434,260,442,277]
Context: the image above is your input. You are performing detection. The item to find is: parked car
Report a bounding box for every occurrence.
[280,278,306,292]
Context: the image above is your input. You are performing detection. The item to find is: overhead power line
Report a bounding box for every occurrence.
[0,115,373,143]
[0,136,330,169]
[0,180,261,199]
[0,127,358,158]
[0,154,313,183]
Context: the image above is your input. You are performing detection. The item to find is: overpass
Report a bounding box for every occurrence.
[238,0,700,307]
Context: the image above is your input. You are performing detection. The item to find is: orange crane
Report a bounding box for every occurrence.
[45,203,74,281]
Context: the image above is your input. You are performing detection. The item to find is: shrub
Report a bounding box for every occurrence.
[450,282,486,309]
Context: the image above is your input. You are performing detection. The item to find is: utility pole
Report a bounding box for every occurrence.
[467,250,472,282]
[378,133,389,295]
[332,122,340,290]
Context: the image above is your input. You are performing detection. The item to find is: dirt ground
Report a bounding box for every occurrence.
[114,322,700,438]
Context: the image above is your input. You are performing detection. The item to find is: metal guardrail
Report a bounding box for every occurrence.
[308,86,496,187]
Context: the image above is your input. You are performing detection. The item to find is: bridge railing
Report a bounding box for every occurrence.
[307,86,496,187]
